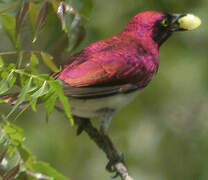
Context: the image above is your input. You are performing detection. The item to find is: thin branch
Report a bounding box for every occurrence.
[0,50,42,56]
[114,162,134,180]
[0,51,17,56]
[0,4,19,14]
[74,117,134,180]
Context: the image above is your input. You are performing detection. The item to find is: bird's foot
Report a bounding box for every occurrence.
[106,153,126,178]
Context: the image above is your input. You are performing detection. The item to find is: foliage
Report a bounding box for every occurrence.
[0,122,69,179]
[0,0,93,179]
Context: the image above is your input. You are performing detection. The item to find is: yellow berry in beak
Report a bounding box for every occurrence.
[178,14,201,30]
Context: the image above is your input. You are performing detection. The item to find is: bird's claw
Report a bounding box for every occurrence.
[105,153,126,178]
[112,172,120,179]
[106,160,119,178]
[106,160,116,172]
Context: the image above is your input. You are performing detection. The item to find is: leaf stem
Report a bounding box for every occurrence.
[0,51,17,56]
[13,69,48,82]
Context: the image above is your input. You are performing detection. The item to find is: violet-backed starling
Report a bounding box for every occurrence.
[57,11,201,133]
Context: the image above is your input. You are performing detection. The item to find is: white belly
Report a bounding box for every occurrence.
[68,90,141,118]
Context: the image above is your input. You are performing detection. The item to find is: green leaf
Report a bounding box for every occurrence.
[30,98,38,112]
[13,81,49,121]
[9,74,16,88]
[0,14,21,50]
[0,79,10,95]
[31,161,69,180]
[50,81,73,126]
[4,123,24,156]
[59,94,73,125]
[28,54,39,74]
[4,124,24,146]
[0,71,15,95]
[0,123,70,180]
[16,1,30,37]
[33,2,49,43]
[18,144,34,163]
[31,81,49,99]
[19,145,69,180]
[42,89,57,120]
[41,52,59,73]
[7,77,33,118]
[80,0,93,22]
[14,102,31,122]
[0,99,4,104]
[30,54,39,67]
[27,81,49,113]
[28,2,39,39]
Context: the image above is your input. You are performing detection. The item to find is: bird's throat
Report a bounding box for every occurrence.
[152,28,173,47]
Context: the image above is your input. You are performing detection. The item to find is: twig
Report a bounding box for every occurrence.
[74,117,134,180]
[0,50,42,56]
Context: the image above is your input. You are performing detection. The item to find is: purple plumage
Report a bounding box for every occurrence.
[58,11,167,88]
[56,11,200,127]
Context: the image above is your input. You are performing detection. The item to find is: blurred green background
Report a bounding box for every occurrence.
[1,0,208,179]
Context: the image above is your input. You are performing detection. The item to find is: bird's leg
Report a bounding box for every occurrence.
[73,116,90,135]
[98,108,115,134]
[74,117,132,179]
[105,152,125,177]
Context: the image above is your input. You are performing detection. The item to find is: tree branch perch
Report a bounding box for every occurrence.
[74,117,134,180]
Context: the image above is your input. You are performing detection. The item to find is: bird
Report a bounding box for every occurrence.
[56,11,201,134]
[0,10,201,177]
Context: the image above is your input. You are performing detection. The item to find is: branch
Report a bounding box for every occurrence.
[74,117,134,180]
[114,162,134,180]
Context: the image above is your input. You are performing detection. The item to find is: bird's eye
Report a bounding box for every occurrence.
[161,18,169,27]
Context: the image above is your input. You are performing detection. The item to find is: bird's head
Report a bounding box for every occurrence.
[122,11,201,47]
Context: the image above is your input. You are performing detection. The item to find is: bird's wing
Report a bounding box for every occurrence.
[58,43,144,87]
[61,81,140,99]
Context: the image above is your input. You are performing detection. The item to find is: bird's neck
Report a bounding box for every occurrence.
[121,24,172,49]
[119,31,159,57]
[152,27,173,47]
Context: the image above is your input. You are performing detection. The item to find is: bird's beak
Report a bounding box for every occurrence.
[169,14,201,31]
